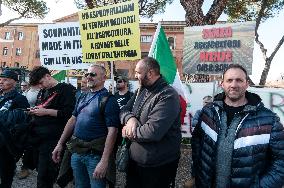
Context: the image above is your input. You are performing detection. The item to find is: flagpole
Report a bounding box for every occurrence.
[111,61,114,94]
[148,21,162,57]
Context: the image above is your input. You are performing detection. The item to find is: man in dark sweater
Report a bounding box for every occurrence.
[28,66,76,188]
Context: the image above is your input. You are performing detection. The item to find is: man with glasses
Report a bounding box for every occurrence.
[52,64,120,188]
[115,76,133,109]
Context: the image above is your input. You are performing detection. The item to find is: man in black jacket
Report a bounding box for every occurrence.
[191,64,284,188]
[0,69,29,188]
[28,66,76,188]
[120,57,181,188]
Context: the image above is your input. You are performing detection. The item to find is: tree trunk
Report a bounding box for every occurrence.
[180,0,228,26]
[259,58,271,85]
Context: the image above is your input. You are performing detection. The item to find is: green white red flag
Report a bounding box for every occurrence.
[148,22,187,124]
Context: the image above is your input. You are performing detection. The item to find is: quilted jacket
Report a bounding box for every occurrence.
[192,91,284,188]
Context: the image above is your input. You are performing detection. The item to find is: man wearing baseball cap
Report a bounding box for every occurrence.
[0,69,29,187]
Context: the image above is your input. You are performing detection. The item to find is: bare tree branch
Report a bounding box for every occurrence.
[0,15,24,27]
[205,0,228,24]
[270,34,284,61]
[255,0,268,60]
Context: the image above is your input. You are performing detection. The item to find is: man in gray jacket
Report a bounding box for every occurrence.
[120,57,181,188]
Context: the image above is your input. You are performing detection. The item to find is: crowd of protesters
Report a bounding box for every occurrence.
[0,57,284,188]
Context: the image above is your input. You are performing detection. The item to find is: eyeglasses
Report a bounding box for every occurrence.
[84,72,97,77]
[116,80,124,83]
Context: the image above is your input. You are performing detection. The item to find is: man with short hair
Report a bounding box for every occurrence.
[115,76,133,109]
[28,66,76,188]
[0,69,29,188]
[191,64,284,187]
[20,81,29,96]
[120,57,181,188]
[52,64,120,188]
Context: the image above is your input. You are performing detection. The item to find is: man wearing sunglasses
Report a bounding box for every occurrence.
[52,64,120,188]
[115,76,133,109]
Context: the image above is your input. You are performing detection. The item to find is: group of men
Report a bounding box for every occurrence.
[0,57,284,188]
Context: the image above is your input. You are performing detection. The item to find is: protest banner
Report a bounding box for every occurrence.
[182,22,255,75]
[38,22,91,70]
[78,0,141,61]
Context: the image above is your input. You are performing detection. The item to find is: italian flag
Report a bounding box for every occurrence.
[148,22,187,124]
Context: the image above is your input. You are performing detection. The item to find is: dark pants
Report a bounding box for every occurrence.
[0,147,16,188]
[126,158,179,188]
[35,140,59,188]
[22,146,37,170]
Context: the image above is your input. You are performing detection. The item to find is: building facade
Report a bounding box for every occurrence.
[0,24,41,70]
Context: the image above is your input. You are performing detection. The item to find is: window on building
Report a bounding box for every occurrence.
[4,32,11,40]
[35,50,40,58]
[14,62,20,67]
[18,32,24,40]
[141,52,149,58]
[16,48,22,56]
[1,62,7,67]
[140,35,153,43]
[3,47,8,56]
[168,37,175,50]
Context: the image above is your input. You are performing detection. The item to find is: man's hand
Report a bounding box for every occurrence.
[122,117,139,139]
[93,160,108,179]
[52,144,63,163]
[29,107,49,116]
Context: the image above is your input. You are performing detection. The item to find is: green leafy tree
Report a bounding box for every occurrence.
[180,0,284,85]
[74,0,174,18]
[0,0,49,27]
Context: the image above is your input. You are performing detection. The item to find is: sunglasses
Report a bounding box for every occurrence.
[84,72,97,77]
[116,80,124,83]
[21,85,28,87]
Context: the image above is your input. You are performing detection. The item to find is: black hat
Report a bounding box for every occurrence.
[116,75,128,82]
[0,70,19,81]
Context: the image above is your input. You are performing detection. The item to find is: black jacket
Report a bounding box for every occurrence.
[192,91,284,188]
[120,77,181,167]
[0,89,30,157]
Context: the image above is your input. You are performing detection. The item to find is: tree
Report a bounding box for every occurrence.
[226,0,284,85]
[74,0,174,18]
[180,0,284,85]
[0,0,49,27]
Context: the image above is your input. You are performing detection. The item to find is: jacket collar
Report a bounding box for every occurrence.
[1,89,18,99]
[144,76,168,92]
[213,91,263,113]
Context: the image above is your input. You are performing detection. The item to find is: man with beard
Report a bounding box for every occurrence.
[115,76,133,109]
[28,66,76,188]
[191,64,284,188]
[52,64,119,188]
[120,57,181,188]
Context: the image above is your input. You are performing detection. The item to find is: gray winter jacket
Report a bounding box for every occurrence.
[120,77,181,167]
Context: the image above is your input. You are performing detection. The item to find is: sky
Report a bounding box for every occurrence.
[0,0,283,84]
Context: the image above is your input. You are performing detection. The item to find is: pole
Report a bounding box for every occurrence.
[111,61,114,94]
[66,70,69,84]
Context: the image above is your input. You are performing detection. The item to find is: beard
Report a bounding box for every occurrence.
[87,81,96,89]
[140,74,151,87]
[224,89,246,102]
